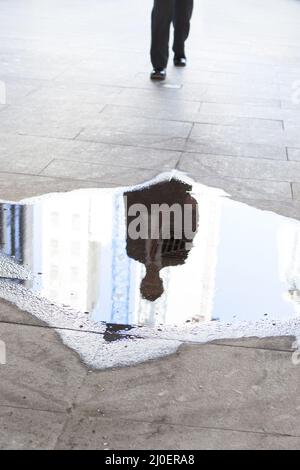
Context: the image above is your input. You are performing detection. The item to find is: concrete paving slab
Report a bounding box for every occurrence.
[287,148,300,162]
[0,101,105,140]
[1,298,300,450]
[0,298,42,327]
[179,152,300,183]
[79,115,193,140]
[185,175,292,202]
[0,77,45,105]
[212,336,295,352]
[73,343,300,437]
[193,114,283,130]
[40,160,159,185]
[0,134,180,172]
[291,183,300,201]
[52,143,181,170]
[55,414,300,450]
[27,82,123,106]
[184,139,287,160]
[100,103,201,124]
[199,102,293,121]
[101,104,284,130]
[190,123,286,146]
[0,172,114,201]
[0,407,66,450]
[77,131,188,152]
[0,321,87,412]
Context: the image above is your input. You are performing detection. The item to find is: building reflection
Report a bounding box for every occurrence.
[0,178,224,328]
[0,204,24,263]
[124,179,199,302]
[278,224,300,311]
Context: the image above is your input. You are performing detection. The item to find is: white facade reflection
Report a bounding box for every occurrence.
[278,223,300,311]
[21,187,220,327]
[1,178,300,327]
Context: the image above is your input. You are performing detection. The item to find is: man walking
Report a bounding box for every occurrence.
[150,0,194,80]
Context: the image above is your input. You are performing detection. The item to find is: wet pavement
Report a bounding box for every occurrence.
[1,173,300,350]
[1,0,300,450]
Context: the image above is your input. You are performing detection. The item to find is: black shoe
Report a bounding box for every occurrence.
[150,69,166,81]
[174,57,186,67]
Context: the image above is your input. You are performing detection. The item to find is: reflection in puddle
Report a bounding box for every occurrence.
[1,171,300,368]
[125,179,198,301]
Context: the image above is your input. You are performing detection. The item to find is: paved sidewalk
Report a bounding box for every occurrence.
[1,0,300,449]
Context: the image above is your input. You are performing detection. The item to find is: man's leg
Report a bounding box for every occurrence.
[173,0,194,59]
[151,0,173,70]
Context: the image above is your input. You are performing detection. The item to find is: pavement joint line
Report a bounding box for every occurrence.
[0,168,121,185]
[74,137,291,162]
[0,110,285,130]
[0,130,292,164]
[193,99,282,108]
[0,403,67,415]
[9,128,192,142]
[37,158,55,176]
[98,104,107,116]
[52,363,94,449]
[52,412,76,450]
[121,89,282,106]
[14,130,85,141]
[0,318,296,353]
[0,130,184,152]
[0,169,122,184]
[176,125,195,169]
[0,317,141,340]
[80,116,195,130]
[177,154,300,182]
[41,157,176,173]
[72,127,86,141]
[48,59,94,83]
[101,416,300,439]
[99,104,286,126]
[210,341,295,353]
[30,132,188,150]
[3,131,91,143]
[21,86,47,101]
[0,169,296,198]
[0,317,108,336]
[53,336,102,448]
[101,109,203,126]
[109,93,205,106]
[174,152,183,170]
[75,133,189,145]
[0,169,79,181]
[0,165,297,203]
[0,75,58,85]
[185,121,195,142]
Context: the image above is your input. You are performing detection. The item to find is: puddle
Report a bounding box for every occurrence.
[1,171,300,368]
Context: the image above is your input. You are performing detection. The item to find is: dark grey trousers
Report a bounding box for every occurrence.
[151,0,194,69]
